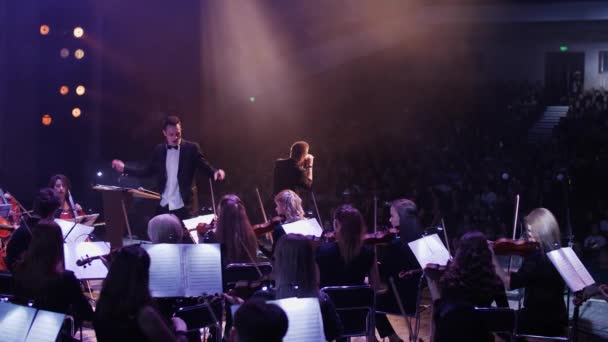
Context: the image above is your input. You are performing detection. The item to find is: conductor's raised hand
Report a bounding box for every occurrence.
[111,159,125,173]
[214,169,226,181]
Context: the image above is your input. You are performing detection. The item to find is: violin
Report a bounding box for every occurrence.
[76,251,114,267]
[252,216,283,237]
[488,238,538,257]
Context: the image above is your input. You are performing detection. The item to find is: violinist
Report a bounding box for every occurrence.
[316,204,380,289]
[111,115,226,221]
[5,188,60,272]
[200,194,258,265]
[258,189,306,258]
[376,198,424,342]
[434,231,508,342]
[495,208,567,337]
[49,174,84,219]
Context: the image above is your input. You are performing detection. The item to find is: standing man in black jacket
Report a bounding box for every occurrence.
[273,141,314,196]
[111,115,225,220]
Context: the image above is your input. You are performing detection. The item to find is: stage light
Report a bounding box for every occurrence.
[75,85,86,96]
[560,45,568,52]
[42,114,52,126]
[74,49,85,59]
[60,86,69,95]
[249,97,255,103]
[60,48,70,58]
[96,171,103,177]
[39,25,50,35]
[73,27,84,38]
[72,107,81,118]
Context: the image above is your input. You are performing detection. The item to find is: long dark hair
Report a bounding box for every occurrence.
[215,194,258,264]
[334,205,365,264]
[274,234,319,299]
[14,221,65,303]
[440,231,503,300]
[391,198,422,243]
[96,245,153,319]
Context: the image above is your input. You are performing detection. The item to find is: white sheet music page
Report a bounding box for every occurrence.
[0,301,36,342]
[184,244,223,297]
[408,234,451,268]
[26,309,65,342]
[281,218,323,237]
[547,247,595,292]
[182,214,215,230]
[54,219,94,243]
[64,242,111,280]
[143,244,185,297]
[270,297,325,342]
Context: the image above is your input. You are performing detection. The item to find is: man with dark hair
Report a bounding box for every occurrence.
[5,188,61,272]
[273,141,314,196]
[111,115,225,221]
[232,299,288,342]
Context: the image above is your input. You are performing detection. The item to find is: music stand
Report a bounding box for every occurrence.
[92,185,160,249]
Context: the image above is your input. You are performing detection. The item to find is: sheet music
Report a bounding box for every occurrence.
[270,297,325,342]
[281,218,323,237]
[0,302,36,342]
[182,214,215,230]
[547,247,595,292]
[183,244,223,297]
[408,234,451,268]
[54,219,94,243]
[143,244,185,297]
[26,310,65,342]
[64,242,111,280]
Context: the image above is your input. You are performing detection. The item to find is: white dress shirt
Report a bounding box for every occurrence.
[160,146,185,210]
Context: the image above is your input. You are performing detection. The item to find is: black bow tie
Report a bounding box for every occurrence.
[167,145,179,150]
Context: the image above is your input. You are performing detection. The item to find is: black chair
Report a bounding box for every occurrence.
[376,275,425,342]
[0,271,13,294]
[321,285,376,341]
[475,307,516,337]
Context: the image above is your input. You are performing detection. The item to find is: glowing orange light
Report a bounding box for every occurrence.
[59,86,69,95]
[75,85,86,96]
[60,48,70,58]
[40,25,50,35]
[42,114,52,126]
[72,108,81,118]
[73,27,84,38]
[74,49,85,59]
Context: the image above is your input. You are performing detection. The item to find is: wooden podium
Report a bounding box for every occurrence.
[92,185,160,249]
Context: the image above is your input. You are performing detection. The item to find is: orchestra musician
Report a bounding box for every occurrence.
[147,214,185,243]
[5,188,60,272]
[49,174,85,219]
[433,231,508,342]
[376,198,424,342]
[316,204,380,289]
[198,194,258,265]
[94,244,189,342]
[258,189,306,258]
[111,115,226,221]
[13,221,94,333]
[273,141,313,196]
[495,207,568,337]
[253,234,343,341]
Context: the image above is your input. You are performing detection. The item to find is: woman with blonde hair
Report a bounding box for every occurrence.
[259,189,306,258]
[497,207,567,337]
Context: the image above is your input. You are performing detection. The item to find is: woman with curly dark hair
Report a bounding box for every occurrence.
[433,231,508,342]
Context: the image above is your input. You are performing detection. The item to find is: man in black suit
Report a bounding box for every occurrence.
[273,141,313,196]
[111,115,225,220]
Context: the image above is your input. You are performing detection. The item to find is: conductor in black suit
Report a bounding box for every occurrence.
[111,115,226,220]
[273,141,313,196]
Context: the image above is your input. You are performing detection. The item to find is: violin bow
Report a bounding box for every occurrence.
[373,193,378,234]
[310,190,322,226]
[441,218,452,258]
[507,194,521,274]
[68,191,79,218]
[209,178,217,217]
[255,187,273,243]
